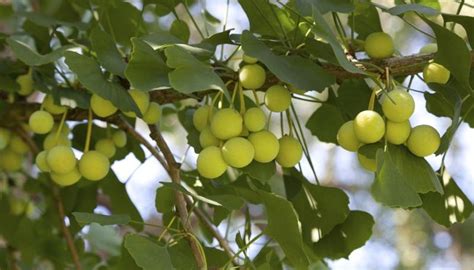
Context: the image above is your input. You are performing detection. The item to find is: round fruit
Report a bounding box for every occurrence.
[244,107,266,132]
[381,89,415,122]
[95,139,116,158]
[43,133,71,150]
[9,135,29,154]
[51,167,81,186]
[29,110,54,134]
[51,123,70,135]
[419,43,438,54]
[142,102,162,124]
[193,105,213,132]
[199,127,220,148]
[210,108,243,140]
[90,94,118,118]
[276,135,303,168]
[221,137,255,168]
[423,62,450,84]
[123,89,150,117]
[353,110,385,144]
[46,146,76,174]
[357,153,376,172]
[243,54,258,64]
[407,125,440,157]
[112,131,127,148]
[264,85,291,112]
[197,146,227,179]
[0,128,11,150]
[364,32,394,59]
[9,198,26,215]
[16,70,33,96]
[0,150,23,172]
[336,121,360,152]
[248,130,279,163]
[79,151,110,181]
[239,64,266,89]
[386,121,411,145]
[35,150,50,172]
[43,95,67,115]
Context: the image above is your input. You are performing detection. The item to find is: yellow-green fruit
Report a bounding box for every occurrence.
[244,107,266,132]
[197,146,228,179]
[9,135,29,154]
[381,89,415,122]
[243,54,258,64]
[142,102,162,124]
[112,131,127,148]
[423,62,450,84]
[35,150,50,172]
[193,105,213,132]
[248,130,279,163]
[199,127,220,148]
[43,133,71,150]
[336,121,360,152]
[43,95,67,115]
[239,64,266,89]
[210,108,243,140]
[51,167,81,186]
[16,69,33,96]
[9,198,27,215]
[0,150,23,172]
[51,123,70,135]
[95,139,116,159]
[90,94,118,118]
[123,89,150,118]
[221,137,255,168]
[264,85,291,112]
[79,151,110,181]
[386,121,411,145]
[29,110,54,134]
[407,125,440,157]
[276,135,303,168]
[357,153,376,172]
[364,32,394,59]
[419,43,438,54]
[46,146,76,174]
[353,110,385,144]
[0,128,11,150]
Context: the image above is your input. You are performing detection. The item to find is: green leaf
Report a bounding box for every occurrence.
[301,0,354,14]
[443,14,474,48]
[421,170,473,227]
[204,10,221,24]
[242,161,276,183]
[170,19,190,43]
[312,211,374,259]
[83,223,122,257]
[206,195,245,211]
[125,38,170,91]
[161,182,222,207]
[348,1,382,39]
[6,38,75,66]
[178,107,202,153]
[64,51,141,116]
[72,212,131,226]
[0,75,19,93]
[241,31,335,92]
[90,27,126,77]
[155,185,175,213]
[386,4,439,16]
[337,79,379,119]
[124,234,173,270]
[98,1,143,47]
[306,95,346,144]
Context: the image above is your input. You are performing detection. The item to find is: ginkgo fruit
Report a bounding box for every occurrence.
[381,89,415,122]
[0,149,23,172]
[423,62,450,84]
[95,138,116,159]
[51,123,70,135]
[276,135,303,168]
[43,133,71,150]
[16,69,33,96]
[29,110,54,134]
[364,32,394,59]
[385,121,411,145]
[243,54,258,64]
[210,108,243,140]
[264,85,291,112]
[79,151,110,181]
[353,110,385,144]
[46,146,77,174]
[43,95,67,115]
[90,94,118,118]
[197,146,228,179]
[419,43,437,54]
[142,102,162,124]
[35,150,50,172]
[51,167,81,186]
[248,130,279,163]
[244,107,266,132]
[0,128,11,150]
[9,135,29,155]
[199,127,220,148]
[193,105,213,132]
[336,121,360,152]
[407,125,440,157]
[239,64,266,89]
[357,153,376,172]
[221,137,255,168]
[112,131,127,148]
[123,89,150,117]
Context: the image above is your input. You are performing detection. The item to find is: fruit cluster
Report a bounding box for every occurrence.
[337,89,441,172]
[0,128,30,172]
[194,55,303,179]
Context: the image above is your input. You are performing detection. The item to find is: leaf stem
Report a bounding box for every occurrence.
[183,2,205,40]
[84,108,93,153]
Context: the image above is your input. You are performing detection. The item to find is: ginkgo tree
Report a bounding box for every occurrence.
[0,0,473,269]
